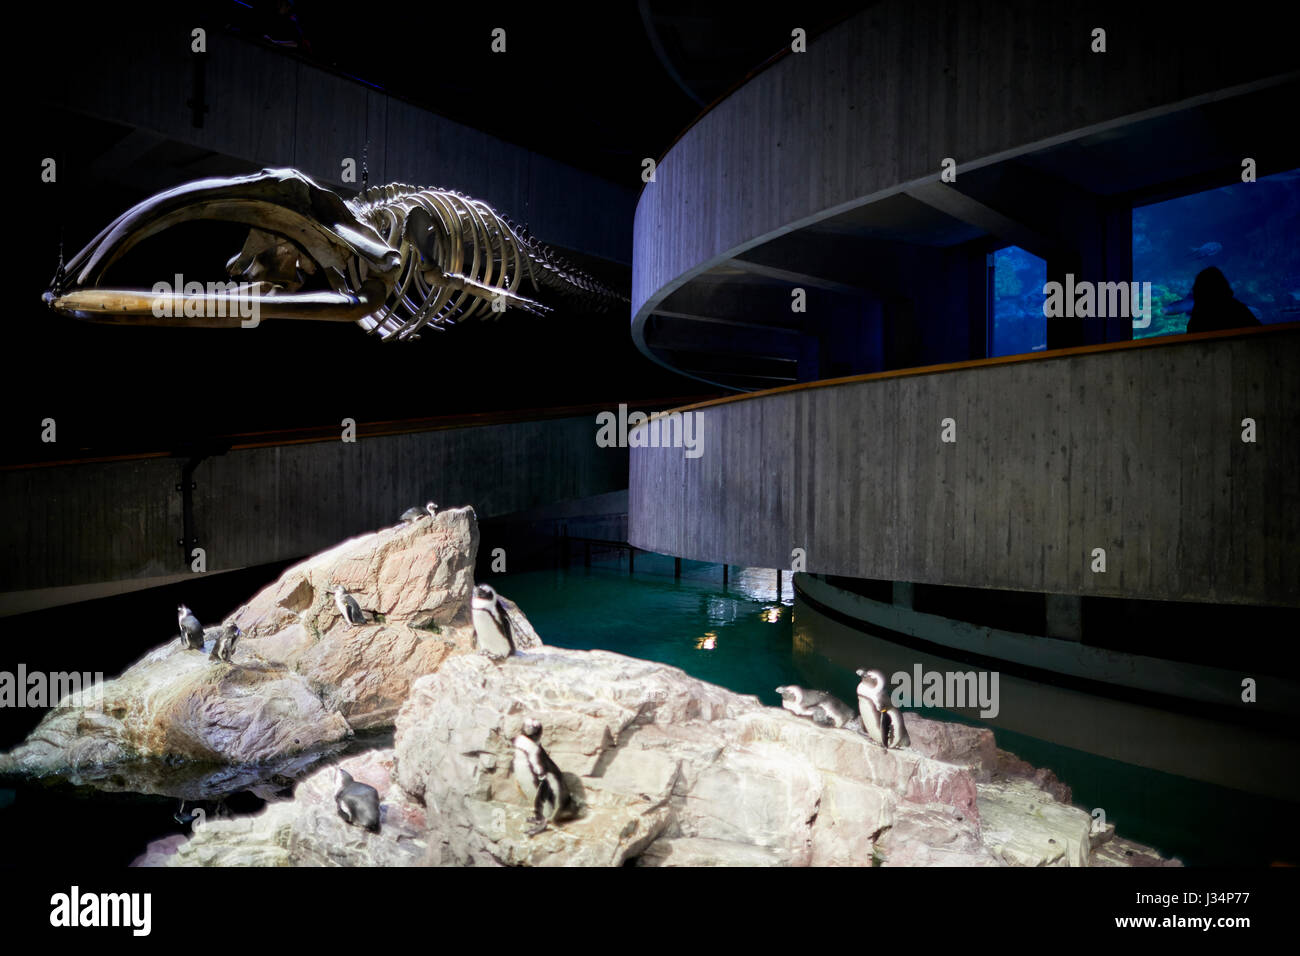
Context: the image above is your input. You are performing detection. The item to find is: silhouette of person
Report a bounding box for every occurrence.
[1185,267,1261,334]
[263,0,311,52]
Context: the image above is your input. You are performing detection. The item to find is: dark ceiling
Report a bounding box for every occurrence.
[10,1,875,464]
[213,0,875,183]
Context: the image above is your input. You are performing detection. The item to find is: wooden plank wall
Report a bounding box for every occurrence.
[629,330,1300,606]
[2,416,627,593]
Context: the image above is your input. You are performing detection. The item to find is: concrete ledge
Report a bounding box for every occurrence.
[630,327,1300,605]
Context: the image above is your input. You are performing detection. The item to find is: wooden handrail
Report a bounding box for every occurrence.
[649,322,1300,417]
[2,395,721,471]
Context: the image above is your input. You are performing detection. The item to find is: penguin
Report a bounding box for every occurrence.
[333,767,381,832]
[173,800,202,826]
[177,604,204,651]
[209,623,242,663]
[511,718,574,836]
[855,668,888,746]
[399,500,438,523]
[471,583,514,659]
[856,668,910,749]
[883,704,910,749]
[332,585,367,626]
[775,685,856,728]
[880,702,909,749]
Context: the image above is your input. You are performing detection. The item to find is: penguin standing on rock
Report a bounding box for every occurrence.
[209,623,243,663]
[332,585,367,626]
[334,767,381,832]
[177,605,205,650]
[472,584,514,659]
[399,501,438,524]
[775,685,857,728]
[512,718,574,836]
[856,668,909,749]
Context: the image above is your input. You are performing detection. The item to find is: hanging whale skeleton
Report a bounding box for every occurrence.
[43,167,626,340]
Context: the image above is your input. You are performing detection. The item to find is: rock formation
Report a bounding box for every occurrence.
[132,748,427,867]
[141,647,1176,867]
[4,502,1174,865]
[0,507,540,794]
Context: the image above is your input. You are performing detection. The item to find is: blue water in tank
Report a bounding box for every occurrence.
[1133,167,1300,337]
[989,168,1299,353]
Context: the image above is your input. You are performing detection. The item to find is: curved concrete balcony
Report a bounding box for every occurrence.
[628,324,1299,606]
[631,0,1299,389]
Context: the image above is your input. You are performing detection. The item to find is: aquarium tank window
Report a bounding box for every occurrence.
[1133,168,1300,339]
[990,245,1048,357]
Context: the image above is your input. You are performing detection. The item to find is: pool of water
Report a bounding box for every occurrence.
[497,556,1300,867]
[2,553,1292,867]
[498,555,801,707]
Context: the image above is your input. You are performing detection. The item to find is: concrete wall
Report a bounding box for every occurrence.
[1,416,627,602]
[478,490,630,574]
[631,0,1296,317]
[629,327,1299,606]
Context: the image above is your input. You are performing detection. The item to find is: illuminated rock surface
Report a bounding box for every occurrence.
[0,508,505,791]
[144,647,1177,867]
[135,748,426,867]
[2,504,1171,865]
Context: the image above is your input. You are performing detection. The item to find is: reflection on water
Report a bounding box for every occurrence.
[503,555,1299,867]
[3,549,1293,867]
[499,554,799,708]
[787,586,1300,867]
[0,730,392,868]
[0,552,806,868]
[26,737,368,804]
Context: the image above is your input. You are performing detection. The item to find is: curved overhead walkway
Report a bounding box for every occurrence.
[631,0,1298,390]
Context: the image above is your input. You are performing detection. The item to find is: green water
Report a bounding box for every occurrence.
[2,552,1287,867]
[984,722,1299,867]
[497,554,800,708]
[496,555,1299,867]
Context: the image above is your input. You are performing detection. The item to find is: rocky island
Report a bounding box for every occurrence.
[2,508,1175,867]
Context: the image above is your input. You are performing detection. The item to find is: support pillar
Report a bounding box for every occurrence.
[1046,594,1083,641]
